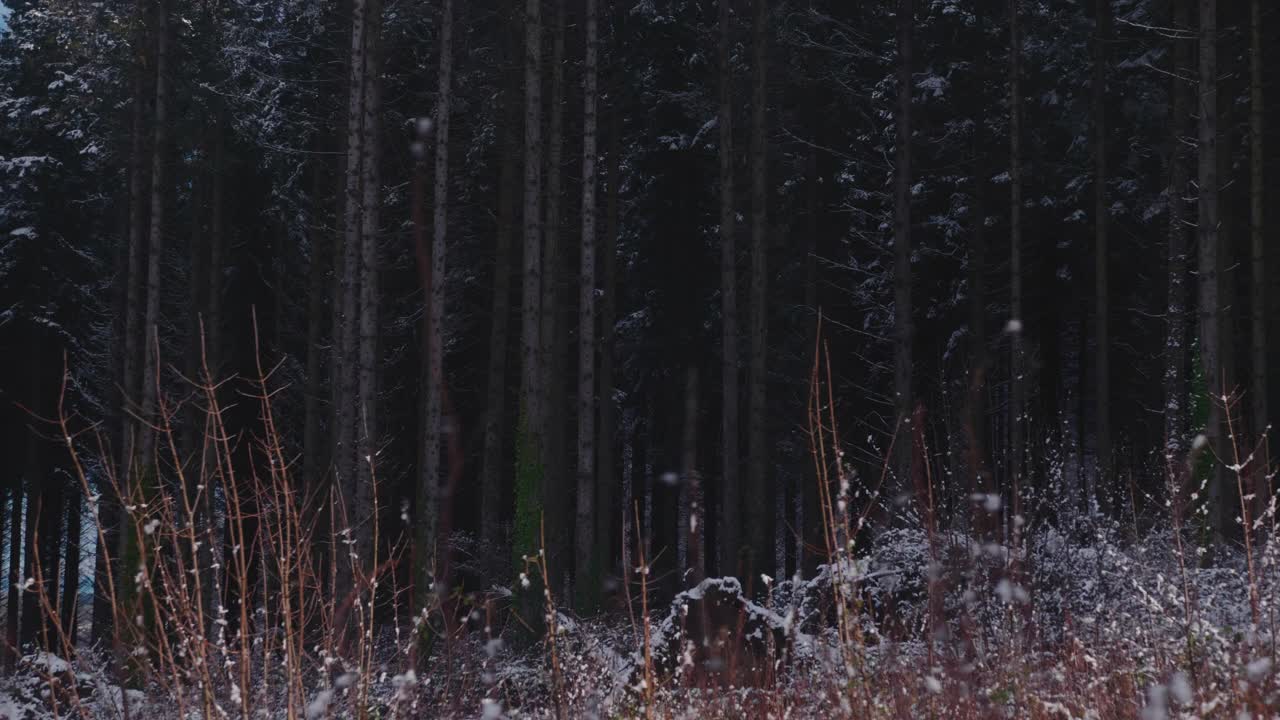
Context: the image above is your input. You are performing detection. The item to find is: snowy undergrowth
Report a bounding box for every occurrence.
[7,525,1277,719]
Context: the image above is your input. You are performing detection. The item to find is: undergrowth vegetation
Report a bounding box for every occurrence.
[3,351,1278,719]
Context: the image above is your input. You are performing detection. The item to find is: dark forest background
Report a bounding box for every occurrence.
[0,0,1275,652]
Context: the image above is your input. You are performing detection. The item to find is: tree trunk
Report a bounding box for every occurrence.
[1198,0,1224,548]
[575,0,599,610]
[138,0,168,471]
[20,477,39,652]
[1008,0,1025,524]
[1093,0,1111,508]
[61,488,81,646]
[514,0,544,562]
[718,0,740,578]
[303,159,329,496]
[1217,111,1235,538]
[37,479,64,652]
[596,106,620,587]
[1165,0,1191,463]
[746,0,771,577]
[202,122,225,626]
[3,484,17,669]
[355,0,383,575]
[481,23,519,553]
[642,396,655,563]
[336,0,368,596]
[775,458,786,579]
[182,137,207,473]
[420,0,453,603]
[181,136,208,631]
[207,123,225,375]
[542,0,568,587]
[99,224,125,646]
[98,26,150,643]
[121,14,148,473]
[621,408,635,589]
[1249,0,1267,471]
[121,0,167,610]
[5,480,21,668]
[681,366,703,585]
[969,84,992,527]
[893,0,914,513]
[325,47,352,606]
[272,222,288,359]
[801,145,820,573]
[20,344,49,652]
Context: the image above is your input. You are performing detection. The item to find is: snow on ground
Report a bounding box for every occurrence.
[1,524,1277,718]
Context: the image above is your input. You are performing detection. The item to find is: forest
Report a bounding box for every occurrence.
[0,0,1279,716]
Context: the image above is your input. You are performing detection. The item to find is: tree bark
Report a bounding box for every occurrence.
[420,0,453,601]
[1249,0,1267,462]
[207,123,225,375]
[801,145,820,573]
[1009,0,1026,523]
[355,0,383,574]
[3,483,17,669]
[20,342,52,652]
[20,475,40,652]
[182,136,207,476]
[324,0,351,518]
[1093,0,1111,506]
[1198,0,1223,548]
[138,0,168,471]
[718,0,741,578]
[1165,0,1191,463]
[99,224,126,646]
[181,135,208,629]
[335,0,368,596]
[542,0,568,586]
[968,67,992,527]
[481,17,519,553]
[61,487,81,646]
[681,366,703,585]
[121,0,167,613]
[99,19,150,642]
[596,106,620,588]
[642,395,655,563]
[514,0,544,561]
[121,9,148,472]
[575,0,599,609]
[893,0,914,513]
[303,159,329,498]
[1218,105,1236,537]
[36,479,64,652]
[621,408,635,590]
[746,0,772,577]
[202,122,225,625]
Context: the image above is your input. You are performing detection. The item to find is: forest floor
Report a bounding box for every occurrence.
[2,523,1277,719]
